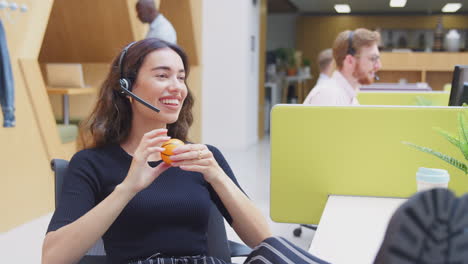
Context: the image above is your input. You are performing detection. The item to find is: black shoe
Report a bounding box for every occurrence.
[374,188,468,264]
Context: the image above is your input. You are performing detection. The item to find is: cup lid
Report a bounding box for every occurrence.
[416,167,450,183]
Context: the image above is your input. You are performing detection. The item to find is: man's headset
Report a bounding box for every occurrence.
[347,30,379,81]
[347,31,356,56]
[118,42,161,113]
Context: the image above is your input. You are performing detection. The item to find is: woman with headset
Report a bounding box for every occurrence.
[41,38,327,264]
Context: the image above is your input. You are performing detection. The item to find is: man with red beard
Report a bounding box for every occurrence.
[304,28,381,105]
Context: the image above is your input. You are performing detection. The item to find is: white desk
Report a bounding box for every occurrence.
[309,195,406,264]
[265,81,282,107]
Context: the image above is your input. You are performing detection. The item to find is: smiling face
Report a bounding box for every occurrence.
[352,44,382,85]
[131,48,187,125]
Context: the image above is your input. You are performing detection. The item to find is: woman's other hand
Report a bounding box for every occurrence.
[170,144,224,183]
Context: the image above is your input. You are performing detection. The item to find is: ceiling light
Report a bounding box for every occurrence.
[334,4,351,13]
[390,0,407,8]
[442,3,462,13]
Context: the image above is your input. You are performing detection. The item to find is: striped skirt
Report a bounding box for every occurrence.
[245,236,329,264]
[129,236,329,264]
[128,255,227,264]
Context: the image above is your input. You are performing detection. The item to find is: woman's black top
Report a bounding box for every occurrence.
[47,144,242,264]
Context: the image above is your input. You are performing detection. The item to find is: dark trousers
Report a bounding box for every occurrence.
[131,237,329,264]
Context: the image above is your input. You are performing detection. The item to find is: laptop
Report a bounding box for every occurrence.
[46,63,88,88]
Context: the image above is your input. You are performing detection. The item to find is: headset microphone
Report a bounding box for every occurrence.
[119,79,161,113]
[118,42,160,113]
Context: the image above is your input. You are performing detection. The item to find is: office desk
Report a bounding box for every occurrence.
[47,87,96,125]
[309,195,406,264]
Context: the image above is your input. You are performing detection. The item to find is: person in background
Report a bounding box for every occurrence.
[303,48,334,104]
[304,28,382,106]
[41,38,330,264]
[136,0,177,44]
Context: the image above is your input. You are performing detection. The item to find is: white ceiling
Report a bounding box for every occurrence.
[289,0,468,14]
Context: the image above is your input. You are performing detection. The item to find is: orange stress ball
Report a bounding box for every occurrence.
[161,139,185,164]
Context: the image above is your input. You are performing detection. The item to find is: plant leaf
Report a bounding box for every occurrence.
[433,127,460,149]
[414,96,433,106]
[402,141,468,174]
[458,112,468,161]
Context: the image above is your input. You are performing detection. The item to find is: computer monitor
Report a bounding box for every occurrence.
[448,65,468,106]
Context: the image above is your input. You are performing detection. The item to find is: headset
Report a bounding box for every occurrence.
[118,42,161,113]
[347,31,355,56]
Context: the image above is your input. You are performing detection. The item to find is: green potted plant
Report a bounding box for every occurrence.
[286,48,297,76]
[274,48,288,71]
[403,111,468,174]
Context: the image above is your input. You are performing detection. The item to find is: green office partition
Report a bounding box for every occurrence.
[358,91,449,106]
[270,105,468,224]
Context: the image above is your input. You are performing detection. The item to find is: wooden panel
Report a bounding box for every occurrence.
[0,62,55,232]
[20,59,64,159]
[159,0,199,65]
[46,87,97,95]
[381,52,468,71]
[39,0,135,63]
[0,0,56,232]
[378,52,467,90]
[377,71,421,84]
[426,71,453,91]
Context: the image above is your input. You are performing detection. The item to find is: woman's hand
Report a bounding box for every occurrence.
[120,129,172,194]
[170,144,224,183]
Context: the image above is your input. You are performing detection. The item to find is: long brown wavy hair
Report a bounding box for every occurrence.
[79,38,194,149]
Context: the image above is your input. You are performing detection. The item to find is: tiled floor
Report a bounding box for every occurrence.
[0,136,315,262]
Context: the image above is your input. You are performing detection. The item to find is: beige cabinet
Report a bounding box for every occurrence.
[378,52,468,90]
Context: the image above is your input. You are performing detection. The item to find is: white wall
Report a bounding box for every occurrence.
[201,0,260,150]
[266,14,297,51]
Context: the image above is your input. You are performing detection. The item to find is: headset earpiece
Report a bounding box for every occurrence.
[119,78,132,93]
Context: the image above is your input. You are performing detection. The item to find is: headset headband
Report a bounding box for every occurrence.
[347,31,355,55]
[118,41,137,80]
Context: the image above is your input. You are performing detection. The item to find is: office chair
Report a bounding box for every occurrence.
[293,224,317,237]
[51,159,251,264]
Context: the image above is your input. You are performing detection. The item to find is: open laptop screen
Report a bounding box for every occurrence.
[46,63,87,88]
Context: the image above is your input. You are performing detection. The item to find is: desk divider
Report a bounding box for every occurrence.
[358,91,450,106]
[270,105,468,224]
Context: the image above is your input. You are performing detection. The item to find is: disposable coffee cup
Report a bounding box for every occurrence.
[416,167,450,192]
